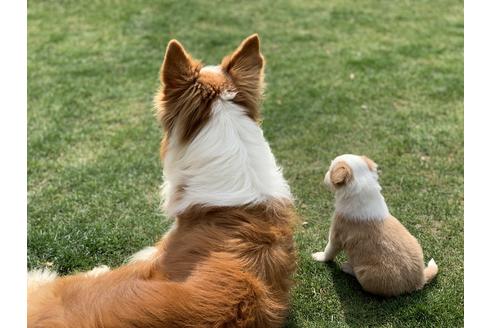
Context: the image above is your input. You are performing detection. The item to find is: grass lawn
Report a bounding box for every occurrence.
[28,1,463,327]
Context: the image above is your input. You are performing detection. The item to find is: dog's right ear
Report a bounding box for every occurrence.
[160,40,198,90]
[221,34,264,78]
[330,162,352,187]
[221,34,264,120]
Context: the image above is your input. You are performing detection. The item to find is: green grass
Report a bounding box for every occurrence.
[28,0,463,327]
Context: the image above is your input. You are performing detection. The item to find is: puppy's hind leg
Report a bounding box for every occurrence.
[341,262,355,276]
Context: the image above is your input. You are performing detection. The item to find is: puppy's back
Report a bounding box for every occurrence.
[333,215,425,296]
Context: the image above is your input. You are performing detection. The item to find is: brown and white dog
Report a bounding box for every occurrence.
[28,34,298,327]
[312,154,438,297]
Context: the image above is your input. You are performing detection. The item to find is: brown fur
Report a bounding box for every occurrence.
[361,155,377,172]
[330,161,353,187]
[28,35,297,327]
[319,155,438,297]
[160,135,169,160]
[28,202,297,327]
[327,214,436,297]
[155,34,264,147]
[221,34,264,122]
[154,39,208,144]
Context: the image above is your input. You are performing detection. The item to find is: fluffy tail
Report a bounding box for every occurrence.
[28,254,287,328]
[27,268,58,292]
[423,258,438,284]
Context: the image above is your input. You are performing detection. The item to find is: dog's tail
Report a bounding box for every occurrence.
[28,268,58,293]
[423,258,438,284]
[107,253,287,327]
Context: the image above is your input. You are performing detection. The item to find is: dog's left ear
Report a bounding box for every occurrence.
[221,34,264,119]
[331,162,352,187]
[161,40,199,90]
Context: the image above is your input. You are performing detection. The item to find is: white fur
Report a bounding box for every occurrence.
[27,268,58,290]
[84,265,110,277]
[428,258,437,268]
[326,154,389,220]
[311,252,326,262]
[200,65,223,74]
[311,232,339,262]
[128,246,158,263]
[162,97,292,216]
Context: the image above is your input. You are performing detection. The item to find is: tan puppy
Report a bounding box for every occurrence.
[312,154,438,297]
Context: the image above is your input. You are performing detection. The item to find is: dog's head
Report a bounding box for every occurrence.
[324,154,379,194]
[155,34,264,157]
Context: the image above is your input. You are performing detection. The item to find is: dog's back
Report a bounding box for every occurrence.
[28,203,296,328]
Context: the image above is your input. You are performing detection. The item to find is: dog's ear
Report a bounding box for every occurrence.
[361,155,378,172]
[160,40,198,90]
[331,162,352,187]
[221,34,264,119]
[222,34,264,76]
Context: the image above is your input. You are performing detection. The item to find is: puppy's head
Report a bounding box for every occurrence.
[155,34,265,154]
[324,154,379,193]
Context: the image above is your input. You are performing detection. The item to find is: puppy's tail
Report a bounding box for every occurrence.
[423,258,438,284]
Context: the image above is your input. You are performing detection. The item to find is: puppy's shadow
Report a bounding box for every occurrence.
[324,262,437,327]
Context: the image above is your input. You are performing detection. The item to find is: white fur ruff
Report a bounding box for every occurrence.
[162,97,292,217]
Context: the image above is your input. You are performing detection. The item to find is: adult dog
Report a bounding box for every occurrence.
[28,34,297,328]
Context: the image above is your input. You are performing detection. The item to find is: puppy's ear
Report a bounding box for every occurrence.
[221,34,264,120]
[331,162,352,187]
[361,155,378,172]
[160,40,198,90]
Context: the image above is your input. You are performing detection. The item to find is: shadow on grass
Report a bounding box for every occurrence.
[324,262,438,327]
[283,313,300,328]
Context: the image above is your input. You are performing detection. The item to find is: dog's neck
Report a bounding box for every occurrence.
[334,183,389,221]
[162,98,292,217]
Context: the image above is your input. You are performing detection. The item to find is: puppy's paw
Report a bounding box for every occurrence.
[311,252,327,262]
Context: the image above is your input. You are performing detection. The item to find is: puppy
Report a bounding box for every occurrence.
[28,34,297,327]
[312,154,438,297]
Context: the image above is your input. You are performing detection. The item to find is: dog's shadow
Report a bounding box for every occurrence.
[318,262,437,327]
